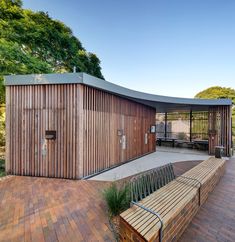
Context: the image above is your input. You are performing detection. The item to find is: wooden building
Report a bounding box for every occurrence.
[4,73,232,179]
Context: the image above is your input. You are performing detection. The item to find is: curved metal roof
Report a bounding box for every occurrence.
[4,72,232,112]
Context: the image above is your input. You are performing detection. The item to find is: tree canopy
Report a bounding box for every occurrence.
[195,86,235,104]
[0,0,104,103]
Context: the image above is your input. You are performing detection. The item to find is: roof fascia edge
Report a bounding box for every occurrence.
[82,73,232,106]
[4,73,84,86]
[3,72,232,106]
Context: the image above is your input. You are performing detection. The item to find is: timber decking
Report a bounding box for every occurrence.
[119,157,226,242]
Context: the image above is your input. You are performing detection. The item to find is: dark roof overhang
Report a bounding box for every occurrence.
[4,72,232,112]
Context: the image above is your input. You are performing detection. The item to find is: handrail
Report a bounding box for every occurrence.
[176,175,202,206]
[130,201,163,242]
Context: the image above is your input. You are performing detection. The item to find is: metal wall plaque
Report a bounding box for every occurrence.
[150,125,156,133]
[45,130,56,140]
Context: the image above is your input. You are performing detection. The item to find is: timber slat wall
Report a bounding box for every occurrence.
[6,84,156,179]
[6,84,82,179]
[208,105,232,156]
[82,86,156,177]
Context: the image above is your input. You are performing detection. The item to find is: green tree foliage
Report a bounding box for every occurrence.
[195,86,235,145]
[195,86,235,103]
[0,39,52,75]
[0,0,104,103]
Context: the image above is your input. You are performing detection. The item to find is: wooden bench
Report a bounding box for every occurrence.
[119,157,226,242]
[193,140,209,150]
[175,140,194,149]
[157,138,177,147]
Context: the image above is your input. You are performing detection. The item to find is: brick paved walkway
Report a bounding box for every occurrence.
[0,160,199,242]
[0,159,233,242]
[179,158,235,242]
[0,177,113,242]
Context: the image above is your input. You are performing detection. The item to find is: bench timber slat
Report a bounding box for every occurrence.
[119,157,226,242]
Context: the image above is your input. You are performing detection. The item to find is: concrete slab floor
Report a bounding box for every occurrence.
[90,147,212,181]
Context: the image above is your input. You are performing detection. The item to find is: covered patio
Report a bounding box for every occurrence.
[155,107,232,156]
[72,73,233,157]
[153,99,232,156]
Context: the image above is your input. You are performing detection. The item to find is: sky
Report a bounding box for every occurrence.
[23,0,235,98]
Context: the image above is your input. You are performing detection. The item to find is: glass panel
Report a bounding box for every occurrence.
[192,111,209,140]
[167,112,190,140]
[156,111,209,141]
[155,113,165,138]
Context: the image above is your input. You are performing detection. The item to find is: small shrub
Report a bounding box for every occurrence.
[178,132,187,140]
[103,182,131,217]
[0,159,5,177]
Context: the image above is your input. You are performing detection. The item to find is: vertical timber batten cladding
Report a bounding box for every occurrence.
[5,79,155,179]
[83,86,155,177]
[208,105,232,156]
[6,84,83,179]
[4,72,233,179]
